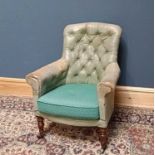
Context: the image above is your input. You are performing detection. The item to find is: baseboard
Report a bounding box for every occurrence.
[0,77,32,97]
[0,77,154,109]
[115,86,154,108]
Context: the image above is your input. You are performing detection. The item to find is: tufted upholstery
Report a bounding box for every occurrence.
[25,23,122,150]
[26,22,122,129]
[63,23,121,84]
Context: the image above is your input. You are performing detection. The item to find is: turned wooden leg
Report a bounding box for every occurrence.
[44,122,56,133]
[96,127,108,151]
[36,116,45,138]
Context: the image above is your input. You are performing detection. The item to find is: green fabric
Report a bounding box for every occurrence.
[37,84,99,120]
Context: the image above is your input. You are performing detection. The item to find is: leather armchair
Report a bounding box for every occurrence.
[26,22,122,151]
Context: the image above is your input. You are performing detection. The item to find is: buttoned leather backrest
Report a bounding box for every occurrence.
[62,23,122,84]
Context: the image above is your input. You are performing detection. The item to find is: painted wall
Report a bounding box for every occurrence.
[0,0,153,87]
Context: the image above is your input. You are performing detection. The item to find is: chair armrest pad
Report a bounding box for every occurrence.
[25,58,69,96]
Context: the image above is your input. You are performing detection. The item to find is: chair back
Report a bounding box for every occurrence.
[62,22,122,84]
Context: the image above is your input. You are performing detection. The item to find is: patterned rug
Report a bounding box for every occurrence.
[0,96,153,155]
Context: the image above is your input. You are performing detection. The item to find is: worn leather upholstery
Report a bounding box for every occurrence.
[26,22,122,128]
[26,58,69,97]
[63,23,121,84]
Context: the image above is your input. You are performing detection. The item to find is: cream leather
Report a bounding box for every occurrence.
[26,22,122,128]
[26,58,69,97]
[63,23,121,84]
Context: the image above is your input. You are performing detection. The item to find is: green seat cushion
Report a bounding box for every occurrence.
[37,84,100,120]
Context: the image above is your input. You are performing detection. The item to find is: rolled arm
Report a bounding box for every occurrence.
[97,62,120,121]
[99,62,120,92]
[25,58,69,97]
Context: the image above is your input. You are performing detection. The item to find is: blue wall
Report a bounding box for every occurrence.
[0,0,153,87]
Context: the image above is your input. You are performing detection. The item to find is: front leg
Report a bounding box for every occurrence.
[96,127,108,151]
[36,116,45,138]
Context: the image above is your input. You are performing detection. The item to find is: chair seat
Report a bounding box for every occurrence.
[37,84,100,120]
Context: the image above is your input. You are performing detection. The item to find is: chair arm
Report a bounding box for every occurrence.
[97,62,120,121]
[100,62,120,90]
[25,58,69,97]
